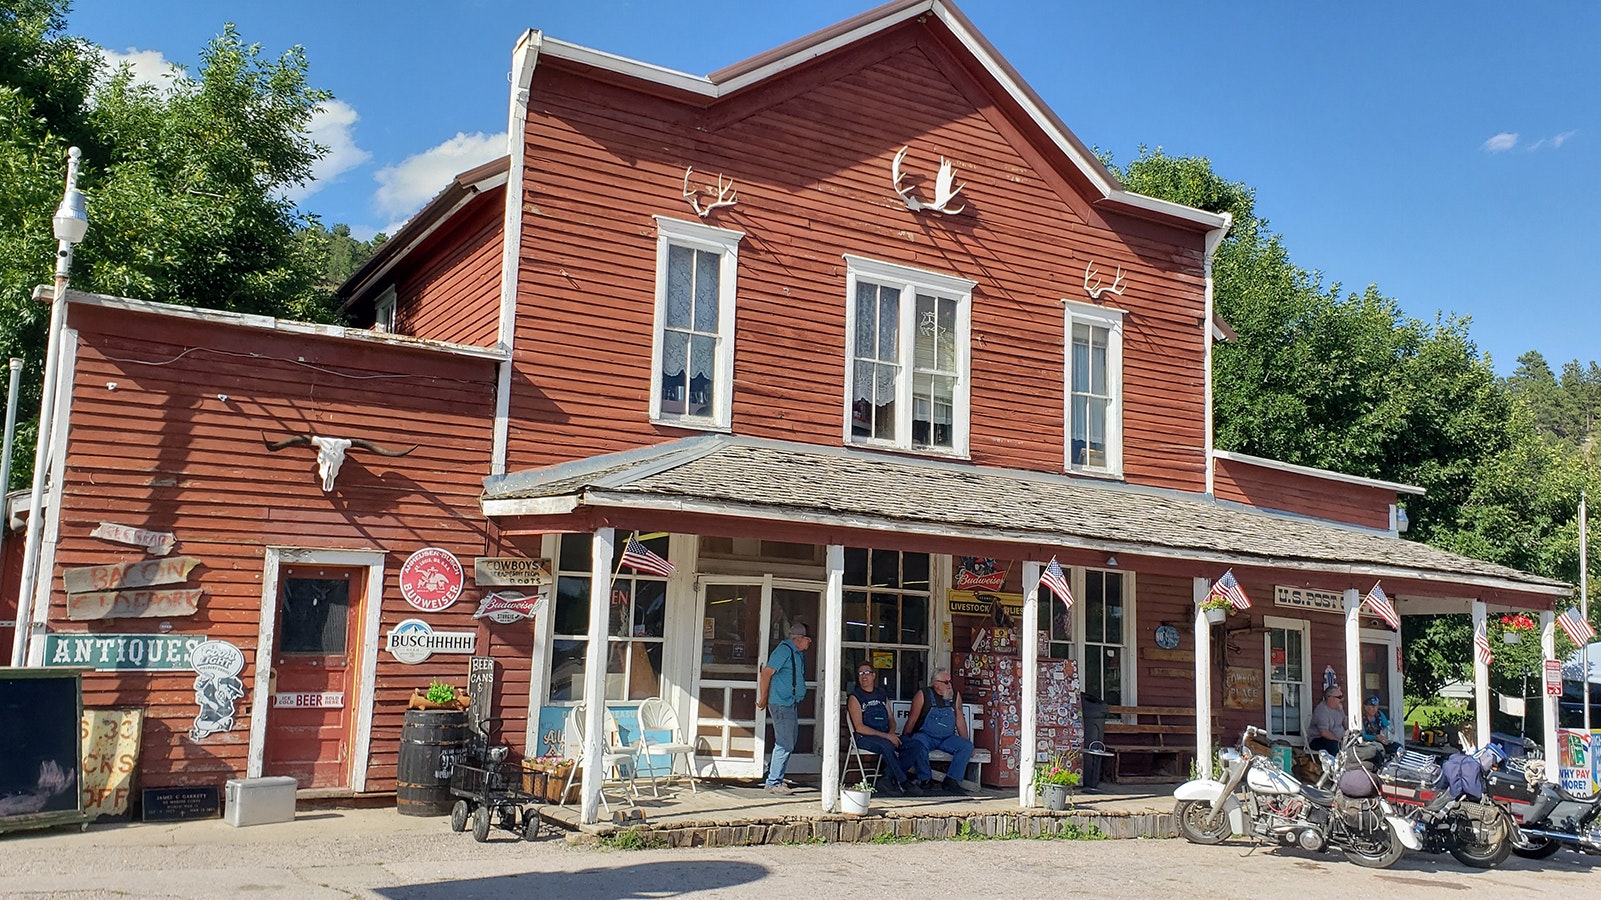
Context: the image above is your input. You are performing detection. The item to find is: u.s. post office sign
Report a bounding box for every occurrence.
[1274,585,1344,614]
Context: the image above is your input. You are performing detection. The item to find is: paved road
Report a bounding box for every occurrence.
[0,807,1594,899]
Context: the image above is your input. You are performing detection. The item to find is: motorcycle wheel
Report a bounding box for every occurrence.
[1510,837,1562,860]
[1174,799,1231,844]
[1448,805,1514,868]
[1342,827,1405,869]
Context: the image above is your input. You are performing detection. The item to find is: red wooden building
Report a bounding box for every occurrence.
[2,0,1568,820]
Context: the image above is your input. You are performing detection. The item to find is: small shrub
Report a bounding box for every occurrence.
[600,828,667,850]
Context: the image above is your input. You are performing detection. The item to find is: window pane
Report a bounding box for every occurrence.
[688,333,715,416]
[554,576,591,635]
[914,294,937,371]
[870,592,897,643]
[854,283,878,358]
[871,549,900,589]
[1072,324,1091,392]
[843,590,869,643]
[844,548,869,585]
[900,592,928,645]
[1101,646,1123,704]
[1085,582,1105,643]
[872,365,896,440]
[633,580,666,638]
[660,329,688,414]
[280,577,349,654]
[902,552,929,589]
[549,639,587,703]
[1090,327,1108,395]
[666,245,693,328]
[558,533,591,571]
[876,287,898,360]
[937,297,956,370]
[693,248,719,332]
[608,583,631,638]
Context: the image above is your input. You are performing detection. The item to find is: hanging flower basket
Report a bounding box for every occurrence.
[1502,631,1522,645]
[1204,606,1228,625]
[1500,614,1535,644]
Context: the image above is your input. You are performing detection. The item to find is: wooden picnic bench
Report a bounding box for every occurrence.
[1102,705,1218,784]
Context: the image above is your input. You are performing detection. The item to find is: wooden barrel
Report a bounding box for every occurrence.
[397,709,467,816]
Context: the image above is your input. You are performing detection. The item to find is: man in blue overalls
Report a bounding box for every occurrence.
[847,664,922,795]
[902,669,973,794]
[757,622,811,795]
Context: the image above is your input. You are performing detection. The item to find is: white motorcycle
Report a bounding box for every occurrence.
[1173,726,1420,868]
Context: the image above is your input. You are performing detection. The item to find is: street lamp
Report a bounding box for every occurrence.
[11,147,87,666]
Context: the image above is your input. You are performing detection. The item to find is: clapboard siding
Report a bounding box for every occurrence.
[1214,457,1394,531]
[47,303,499,788]
[506,32,1211,492]
[394,191,503,347]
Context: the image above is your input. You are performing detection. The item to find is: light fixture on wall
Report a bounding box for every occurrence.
[1106,555,1118,567]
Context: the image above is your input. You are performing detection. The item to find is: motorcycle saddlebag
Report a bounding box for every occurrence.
[1334,793,1384,833]
[1378,759,1442,805]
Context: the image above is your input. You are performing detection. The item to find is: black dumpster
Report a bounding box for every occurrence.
[1080,695,1111,790]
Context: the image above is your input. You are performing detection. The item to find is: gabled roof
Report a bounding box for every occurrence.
[482,434,1568,598]
[530,0,1228,234]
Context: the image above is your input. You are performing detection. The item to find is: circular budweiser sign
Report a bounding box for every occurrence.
[399,547,464,612]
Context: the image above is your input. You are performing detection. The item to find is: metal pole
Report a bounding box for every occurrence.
[1582,491,1590,737]
[0,358,21,650]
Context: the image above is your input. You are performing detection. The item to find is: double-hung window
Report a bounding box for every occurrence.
[651,217,743,429]
[1061,298,1124,476]
[843,256,973,455]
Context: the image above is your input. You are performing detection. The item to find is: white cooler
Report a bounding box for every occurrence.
[224,776,298,827]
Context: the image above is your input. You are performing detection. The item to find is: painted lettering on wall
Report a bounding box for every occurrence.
[66,588,203,621]
[62,556,201,594]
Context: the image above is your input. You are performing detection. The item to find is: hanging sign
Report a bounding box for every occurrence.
[399,548,464,611]
[473,557,551,587]
[89,522,176,556]
[187,640,245,742]
[1545,659,1564,696]
[44,633,207,670]
[63,557,201,594]
[80,708,143,817]
[468,657,495,734]
[1274,585,1343,614]
[386,618,475,663]
[472,589,546,624]
[67,588,203,621]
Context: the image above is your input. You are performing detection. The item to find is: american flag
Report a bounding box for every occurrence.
[1557,607,1596,645]
[620,535,675,576]
[1363,582,1400,630]
[1210,569,1251,610]
[1474,621,1494,666]
[1038,557,1074,609]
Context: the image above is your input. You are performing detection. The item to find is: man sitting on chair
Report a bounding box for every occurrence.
[847,665,921,796]
[903,670,973,795]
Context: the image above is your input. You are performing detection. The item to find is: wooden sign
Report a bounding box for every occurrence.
[1223,666,1264,710]
[89,522,175,556]
[67,588,203,621]
[44,633,207,670]
[81,709,142,817]
[468,657,495,733]
[1142,648,1195,662]
[63,557,201,595]
[473,557,551,587]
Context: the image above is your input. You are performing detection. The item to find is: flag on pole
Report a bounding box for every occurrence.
[1474,621,1494,666]
[1210,569,1251,610]
[1363,582,1400,630]
[1558,606,1596,645]
[620,534,675,576]
[1038,556,1074,609]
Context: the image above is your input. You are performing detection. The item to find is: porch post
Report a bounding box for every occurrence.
[1194,576,1212,780]
[820,544,844,813]
[580,527,615,826]
[1343,589,1362,733]
[1541,609,1560,785]
[1020,560,1041,808]
[1472,600,1491,751]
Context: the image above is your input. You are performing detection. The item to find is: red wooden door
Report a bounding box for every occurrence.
[263,565,363,788]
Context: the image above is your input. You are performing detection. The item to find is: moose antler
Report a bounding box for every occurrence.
[892,146,965,215]
[1083,262,1127,300]
[682,167,738,218]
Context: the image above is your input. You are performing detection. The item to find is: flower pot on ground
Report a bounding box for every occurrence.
[1041,782,1073,811]
[1032,753,1080,810]
[840,781,873,814]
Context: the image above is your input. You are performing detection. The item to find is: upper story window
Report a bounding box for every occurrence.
[651,217,743,430]
[373,286,397,334]
[1061,298,1124,477]
[843,256,974,455]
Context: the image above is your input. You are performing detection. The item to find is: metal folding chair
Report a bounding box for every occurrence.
[634,697,699,796]
[560,704,639,811]
[843,710,882,787]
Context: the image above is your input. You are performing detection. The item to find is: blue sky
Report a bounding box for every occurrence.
[67,0,1597,373]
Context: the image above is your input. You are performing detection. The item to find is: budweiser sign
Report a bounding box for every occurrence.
[954,567,1006,591]
[473,590,547,624]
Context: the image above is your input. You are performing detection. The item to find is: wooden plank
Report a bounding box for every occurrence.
[66,588,203,621]
[63,557,201,594]
[1147,666,1192,679]
[1141,648,1194,662]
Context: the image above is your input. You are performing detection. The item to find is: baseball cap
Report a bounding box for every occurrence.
[1365,696,1381,705]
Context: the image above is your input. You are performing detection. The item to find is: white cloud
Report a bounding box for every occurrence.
[286,100,373,203]
[373,131,507,230]
[100,47,180,90]
[1482,132,1518,152]
[1526,130,1577,152]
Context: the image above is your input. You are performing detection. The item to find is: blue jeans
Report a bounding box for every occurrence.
[905,731,974,783]
[854,734,910,783]
[766,703,798,786]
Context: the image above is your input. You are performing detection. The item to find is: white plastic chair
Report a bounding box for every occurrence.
[560,705,638,811]
[634,697,699,796]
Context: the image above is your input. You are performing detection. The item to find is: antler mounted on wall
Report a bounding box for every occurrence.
[682,167,738,218]
[1083,261,1127,300]
[262,432,419,492]
[892,146,966,215]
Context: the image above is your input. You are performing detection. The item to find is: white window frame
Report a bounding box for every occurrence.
[650,216,743,430]
[373,286,397,334]
[1263,615,1311,742]
[842,255,974,456]
[1074,566,1135,707]
[1061,298,1125,477]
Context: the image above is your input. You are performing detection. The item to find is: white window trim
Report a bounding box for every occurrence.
[842,255,975,457]
[1073,566,1136,707]
[650,216,744,431]
[373,286,397,334]
[1060,297,1125,478]
[1262,615,1311,743]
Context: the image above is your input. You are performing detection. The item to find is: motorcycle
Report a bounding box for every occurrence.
[1173,726,1419,868]
[1378,746,1516,868]
[1494,758,1601,859]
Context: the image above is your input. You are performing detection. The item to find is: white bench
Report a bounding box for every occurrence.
[887,700,991,789]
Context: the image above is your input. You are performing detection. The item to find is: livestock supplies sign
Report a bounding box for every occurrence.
[399,548,464,611]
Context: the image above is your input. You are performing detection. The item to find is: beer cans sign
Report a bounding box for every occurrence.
[386,618,475,664]
[399,547,464,612]
[473,589,547,624]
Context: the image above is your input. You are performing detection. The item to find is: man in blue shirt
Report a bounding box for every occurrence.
[757,622,811,794]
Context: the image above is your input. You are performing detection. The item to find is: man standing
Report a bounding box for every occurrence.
[757,622,811,794]
[1308,685,1346,754]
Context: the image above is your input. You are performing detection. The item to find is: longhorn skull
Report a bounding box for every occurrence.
[261,432,419,491]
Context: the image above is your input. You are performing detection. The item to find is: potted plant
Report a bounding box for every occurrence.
[1033,754,1080,810]
[1199,595,1232,625]
[840,779,873,814]
[408,680,468,711]
[1500,613,1535,644]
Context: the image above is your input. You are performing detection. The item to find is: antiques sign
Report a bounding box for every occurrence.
[44,633,207,670]
[1274,585,1343,614]
[473,557,551,587]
